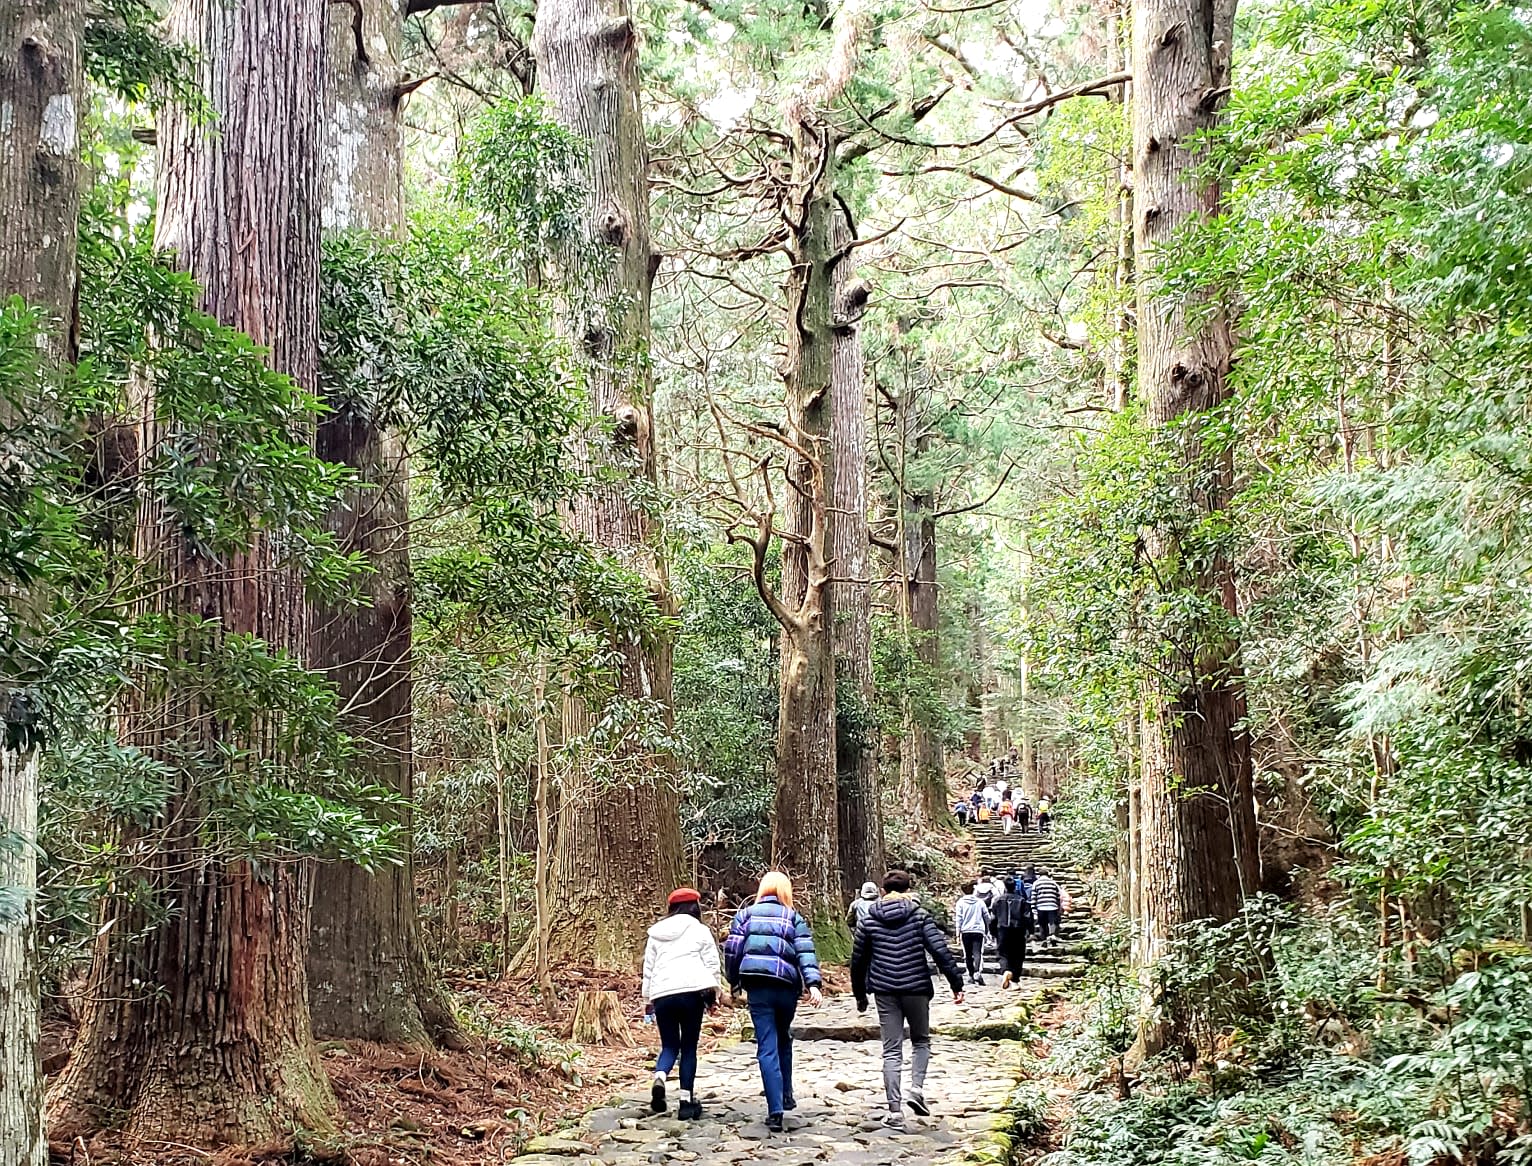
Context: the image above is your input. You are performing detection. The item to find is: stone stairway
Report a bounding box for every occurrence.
[960,821,1092,982]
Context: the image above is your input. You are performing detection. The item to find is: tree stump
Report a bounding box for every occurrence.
[568,990,635,1047]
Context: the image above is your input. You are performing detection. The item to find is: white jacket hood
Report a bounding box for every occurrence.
[643,913,721,1002]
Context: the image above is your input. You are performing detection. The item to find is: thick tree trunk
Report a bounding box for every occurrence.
[1130,0,1259,1052]
[307,0,455,1047]
[533,0,684,968]
[0,7,83,1162]
[773,102,846,958]
[828,203,882,896]
[48,0,338,1144]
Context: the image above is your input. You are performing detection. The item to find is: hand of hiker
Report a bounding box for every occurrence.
[807,986,823,1007]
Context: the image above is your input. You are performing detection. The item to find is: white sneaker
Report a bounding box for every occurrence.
[883,1111,907,1131]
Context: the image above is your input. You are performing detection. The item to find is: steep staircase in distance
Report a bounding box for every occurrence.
[963,820,1093,981]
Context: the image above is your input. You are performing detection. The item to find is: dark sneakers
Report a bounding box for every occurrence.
[766,1113,785,1133]
[678,1098,703,1121]
[782,1094,798,1111]
[650,1079,666,1113]
[906,1090,931,1116]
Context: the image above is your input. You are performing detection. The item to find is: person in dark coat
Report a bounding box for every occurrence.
[851,870,965,1128]
[991,877,1034,988]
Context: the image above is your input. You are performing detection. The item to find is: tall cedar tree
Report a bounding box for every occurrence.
[307,0,457,1046]
[48,0,338,1143]
[771,96,846,953]
[1130,0,1261,1052]
[0,4,83,1161]
[828,203,884,895]
[533,0,685,967]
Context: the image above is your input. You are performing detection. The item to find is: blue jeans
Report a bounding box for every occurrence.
[746,982,799,1115]
[653,990,707,1091]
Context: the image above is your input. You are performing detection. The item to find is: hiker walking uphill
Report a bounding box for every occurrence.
[724,871,823,1133]
[990,877,1034,988]
[851,870,965,1130]
[643,887,721,1120]
[847,881,879,931]
[953,882,993,985]
[1031,868,1066,946]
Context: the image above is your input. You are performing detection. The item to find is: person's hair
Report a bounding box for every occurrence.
[883,869,912,894]
[757,870,794,908]
[962,880,975,894]
[1026,865,1037,876]
[1003,877,1016,894]
[980,868,992,878]
[669,899,702,919]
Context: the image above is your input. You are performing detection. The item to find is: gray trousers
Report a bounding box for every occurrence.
[875,993,932,1111]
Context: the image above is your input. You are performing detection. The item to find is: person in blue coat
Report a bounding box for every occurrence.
[723,871,823,1132]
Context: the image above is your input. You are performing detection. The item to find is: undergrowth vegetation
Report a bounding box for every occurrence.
[1045,906,1532,1166]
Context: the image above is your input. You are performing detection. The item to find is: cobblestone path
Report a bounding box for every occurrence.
[512,984,1039,1166]
[507,824,1088,1166]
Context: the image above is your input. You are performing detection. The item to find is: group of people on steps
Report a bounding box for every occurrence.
[952,866,1068,985]
[640,866,1013,1134]
[956,781,1053,834]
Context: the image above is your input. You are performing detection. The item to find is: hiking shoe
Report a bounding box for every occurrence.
[650,1079,666,1113]
[906,1090,931,1117]
[766,1113,784,1133]
[679,1099,703,1121]
[975,975,986,985]
[883,1111,907,1132]
[782,1094,797,1111]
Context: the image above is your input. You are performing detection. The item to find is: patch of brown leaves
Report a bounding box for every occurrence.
[46,968,724,1166]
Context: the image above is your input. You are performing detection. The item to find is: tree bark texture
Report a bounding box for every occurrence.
[0,7,83,1161]
[48,0,337,1144]
[898,491,945,827]
[1,753,46,1166]
[828,203,883,896]
[1130,0,1259,1016]
[773,101,845,957]
[307,0,454,1046]
[533,0,684,969]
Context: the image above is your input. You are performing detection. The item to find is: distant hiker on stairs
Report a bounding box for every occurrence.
[991,877,1034,988]
[643,887,721,1121]
[852,870,965,1130]
[847,881,879,931]
[1031,868,1065,947]
[953,882,993,985]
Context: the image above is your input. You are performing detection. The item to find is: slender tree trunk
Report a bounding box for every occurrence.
[829,202,882,896]
[1107,0,1134,411]
[1130,0,1259,1055]
[307,0,455,1046]
[533,0,684,968]
[48,0,338,1144]
[0,7,82,1160]
[898,492,945,826]
[532,662,555,999]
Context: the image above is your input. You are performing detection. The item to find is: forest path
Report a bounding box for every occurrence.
[507,829,1092,1166]
[513,986,1039,1166]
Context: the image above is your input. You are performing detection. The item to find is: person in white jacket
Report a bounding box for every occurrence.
[643,887,721,1120]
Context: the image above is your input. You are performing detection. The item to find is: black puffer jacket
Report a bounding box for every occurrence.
[851,896,965,1007]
